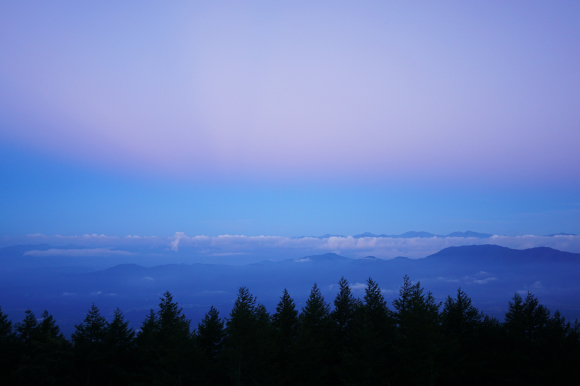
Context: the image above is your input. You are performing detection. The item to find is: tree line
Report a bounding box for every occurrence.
[0,275,578,385]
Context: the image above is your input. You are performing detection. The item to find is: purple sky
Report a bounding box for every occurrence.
[1,1,579,238]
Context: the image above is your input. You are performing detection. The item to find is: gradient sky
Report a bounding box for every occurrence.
[1,1,579,238]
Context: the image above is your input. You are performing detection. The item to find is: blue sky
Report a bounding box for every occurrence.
[2,143,578,238]
[1,1,579,239]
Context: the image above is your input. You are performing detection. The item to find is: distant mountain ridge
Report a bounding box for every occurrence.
[350,231,494,239]
[2,244,579,335]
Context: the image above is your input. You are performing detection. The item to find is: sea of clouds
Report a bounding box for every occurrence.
[7,232,580,260]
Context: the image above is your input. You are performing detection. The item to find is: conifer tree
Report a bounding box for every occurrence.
[104,308,135,385]
[134,293,195,385]
[225,287,271,385]
[296,283,333,385]
[72,304,108,385]
[195,306,227,385]
[344,278,393,385]
[392,275,441,385]
[134,309,158,383]
[331,277,358,339]
[16,309,38,345]
[503,292,551,384]
[0,307,13,341]
[155,292,193,385]
[271,289,299,385]
[197,306,225,361]
[0,307,17,384]
[16,310,71,385]
[440,288,484,385]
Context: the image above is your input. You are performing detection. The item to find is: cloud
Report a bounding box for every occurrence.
[517,281,544,294]
[209,252,248,256]
[472,277,498,285]
[9,233,580,261]
[170,232,187,251]
[24,248,133,257]
[462,276,498,285]
[438,277,460,283]
[350,283,366,290]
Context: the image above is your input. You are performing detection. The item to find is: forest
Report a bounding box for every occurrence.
[0,275,578,386]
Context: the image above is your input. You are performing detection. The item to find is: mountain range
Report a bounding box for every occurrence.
[1,243,579,335]
[312,231,496,238]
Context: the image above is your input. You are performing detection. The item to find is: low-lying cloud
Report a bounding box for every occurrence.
[9,233,580,261]
[169,233,580,259]
[24,248,133,257]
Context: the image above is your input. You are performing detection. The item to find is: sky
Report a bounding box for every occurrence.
[1,1,579,241]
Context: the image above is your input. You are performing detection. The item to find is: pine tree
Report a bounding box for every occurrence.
[16,309,38,345]
[440,288,484,385]
[503,292,552,385]
[197,306,225,361]
[0,307,17,384]
[0,307,13,341]
[134,293,194,385]
[72,303,108,385]
[344,278,393,385]
[103,308,135,385]
[134,309,158,383]
[16,310,72,385]
[195,306,227,385]
[296,283,333,385]
[271,289,299,385]
[156,292,193,385]
[331,277,358,339]
[392,275,441,385]
[225,287,272,385]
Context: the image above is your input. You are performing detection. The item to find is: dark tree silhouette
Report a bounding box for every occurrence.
[225,287,271,385]
[0,307,17,385]
[271,289,299,385]
[440,288,484,385]
[137,292,193,385]
[195,305,227,385]
[103,308,135,385]
[296,283,333,385]
[72,304,107,385]
[1,279,580,385]
[392,275,441,385]
[16,310,71,385]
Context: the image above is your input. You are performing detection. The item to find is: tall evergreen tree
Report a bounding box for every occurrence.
[195,306,227,385]
[134,292,194,385]
[72,303,107,385]
[392,275,441,385]
[440,288,484,385]
[16,309,38,345]
[155,292,194,385]
[0,307,17,385]
[503,292,551,385]
[103,308,135,385]
[16,310,71,385]
[197,306,225,361]
[331,277,358,339]
[0,307,12,340]
[344,278,393,385]
[271,289,299,385]
[134,309,158,383]
[296,283,333,385]
[225,287,272,386]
